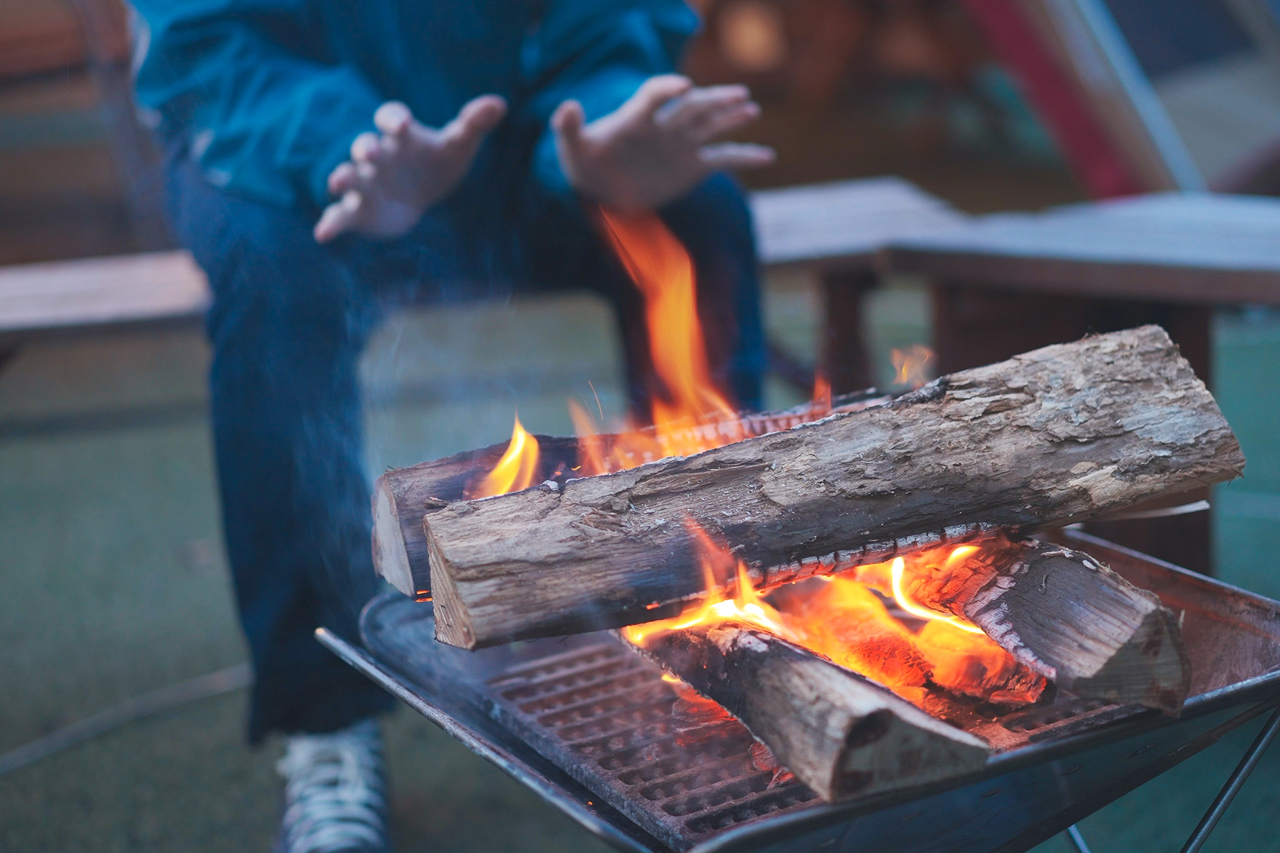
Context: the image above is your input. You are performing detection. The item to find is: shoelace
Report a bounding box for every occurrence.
[277,720,387,853]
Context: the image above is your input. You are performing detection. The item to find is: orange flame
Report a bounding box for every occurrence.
[890,548,984,634]
[571,211,747,475]
[467,415,541,498]
[623,525,1044,707]
[600,210,739,428]
[891,344,934,388]
[810,371,832,418]
[622,523,798,646]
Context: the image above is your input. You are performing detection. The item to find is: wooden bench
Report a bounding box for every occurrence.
[881,190,1280,575]
[0,251,207,371]
[0,177,967,378]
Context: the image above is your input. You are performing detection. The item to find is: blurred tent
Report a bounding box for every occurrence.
[964,0,1280,196]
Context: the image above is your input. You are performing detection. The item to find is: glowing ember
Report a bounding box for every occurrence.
[782,575,931,694]
[622,523,798,645]
[891,550,984,634]
[466,415,541,498]
[623,524,1045,709]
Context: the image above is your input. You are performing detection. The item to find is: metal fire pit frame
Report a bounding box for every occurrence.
[318,532,1280,853]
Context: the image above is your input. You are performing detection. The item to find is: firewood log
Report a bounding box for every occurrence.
[424,327,1243,651]
[635,624,991,802]
[372,395,885,598]
[901,540,1192,712]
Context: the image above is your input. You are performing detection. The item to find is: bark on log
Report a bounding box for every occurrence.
[425,326,1244,649]
[373,394,885,598]
[634,624,991,802]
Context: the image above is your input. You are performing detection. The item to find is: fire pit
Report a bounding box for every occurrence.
[320,531,1280,853]
[334,207,1279,849]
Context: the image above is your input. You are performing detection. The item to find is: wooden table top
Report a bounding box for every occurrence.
[751,176,968,270]
[884,192,1280,305]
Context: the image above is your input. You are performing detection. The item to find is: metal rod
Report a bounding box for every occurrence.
[0,663,252,777]
[1064,819,1095,850]
[1180,706,1280,853]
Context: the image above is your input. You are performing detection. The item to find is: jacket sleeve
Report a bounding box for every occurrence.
[521,0,700,199]
[132,0,383,209]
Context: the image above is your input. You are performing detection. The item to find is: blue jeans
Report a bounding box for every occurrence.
[164,145,766,742]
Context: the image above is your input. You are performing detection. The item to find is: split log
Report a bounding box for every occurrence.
[424,326,1244,649]
[634,623,991,802]
[899,540,1192,712]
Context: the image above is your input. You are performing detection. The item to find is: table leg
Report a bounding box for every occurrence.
[0,344,19,376]
[821,269,878,393]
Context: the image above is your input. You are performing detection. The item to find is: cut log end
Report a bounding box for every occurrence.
[428,535,477,648]
[372,483,415,598]
[1071,604,1191,713]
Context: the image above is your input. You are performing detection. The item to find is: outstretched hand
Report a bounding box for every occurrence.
[551,75,774,215]
[315,95,507,243]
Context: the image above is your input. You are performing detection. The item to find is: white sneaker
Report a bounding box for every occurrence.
[275,718,389,853]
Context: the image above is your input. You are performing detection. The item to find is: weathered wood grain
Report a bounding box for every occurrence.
[424,327,1243,649]
[374,394,886,598]
[636,624,990,802]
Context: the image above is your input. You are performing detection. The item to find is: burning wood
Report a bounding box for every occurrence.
[887,538,1191,712]
[423,326,1243,651]
[618,526,1185,803]
[775,570,1047,707]
[633,624,991,802]
[370,434,580,601]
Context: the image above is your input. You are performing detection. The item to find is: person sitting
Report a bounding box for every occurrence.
[129,1,773,850]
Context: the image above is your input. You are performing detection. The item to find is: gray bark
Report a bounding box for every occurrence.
[425,326,1244,649]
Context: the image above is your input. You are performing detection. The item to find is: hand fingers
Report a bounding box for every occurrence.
[626,74,694,122]
[374,101,413,136]
[441,94,507,148]
[686,100,761,144]
[551,99,587,147]
[327,161,358,196]
[656,84,750,129]
[350,131,382,163]
[698,142,776,170]
[327,159,379,196]
[314,191,365,243]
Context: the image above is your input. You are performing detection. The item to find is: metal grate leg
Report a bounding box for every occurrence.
[1179,706,1280,853]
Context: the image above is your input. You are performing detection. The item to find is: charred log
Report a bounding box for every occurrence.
[904,540,1192,712]
[635,624,991,802]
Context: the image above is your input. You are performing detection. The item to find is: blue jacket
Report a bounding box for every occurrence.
[132,0,699,210]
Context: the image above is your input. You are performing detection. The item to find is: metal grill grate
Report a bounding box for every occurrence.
[487,643,820,852]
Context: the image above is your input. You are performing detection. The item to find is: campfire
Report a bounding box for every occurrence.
[369,208,1245,809]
